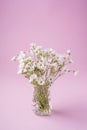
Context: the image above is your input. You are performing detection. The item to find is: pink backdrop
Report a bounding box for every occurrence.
[0,0,87,130]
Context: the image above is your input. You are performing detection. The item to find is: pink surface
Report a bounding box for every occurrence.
[0,0,87,130]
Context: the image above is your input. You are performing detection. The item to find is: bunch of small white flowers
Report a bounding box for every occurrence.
[12,43,77,87]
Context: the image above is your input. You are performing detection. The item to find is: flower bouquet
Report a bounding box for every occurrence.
[12,43,77,116]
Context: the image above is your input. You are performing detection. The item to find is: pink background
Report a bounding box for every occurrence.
[0,0,87,130]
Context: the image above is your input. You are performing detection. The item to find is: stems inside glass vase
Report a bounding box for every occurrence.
[33,86,52,116]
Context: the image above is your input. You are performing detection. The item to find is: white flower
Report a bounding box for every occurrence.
[69,59,74,63]
[36,45,42,50]
[51,63,57,67]
[30,43,36,54]
[67,50,71,55]
[34,46,42,56]
[43,49,49,58]
[29,74,37,83]
[25,57,32,61]
[38,77,45,85]
[12,43,77,86]
[33,62,37,67]
[39,56,44,62]
[23,69,27,73]
[48,76,54,84]
[25,61,35,72]
[58,55,64,64]
[17,51,26,61]
[30,62,36,71]
[48,58,52,63]
[17,63,24,74]
[30,42,36,48]
[49,48,54,52]
[11,56,16,61]
[49,48,56,55]
[34,49,40,55]
[63,69,70,74]
[73,70,78,76]
[37,61,44,70]
[17,69,23,74]
[19,62,24,68]
[30,49,34,55]
[50,63,58,71]
[28,66,34,72]
[17,62,25,74]
[19,59,24,64]
[30,44,42,56]
[44,49,48,52]
[25,64,29,69]
[62,66,67,72]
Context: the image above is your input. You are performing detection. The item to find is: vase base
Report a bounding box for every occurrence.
[33,108,52,116]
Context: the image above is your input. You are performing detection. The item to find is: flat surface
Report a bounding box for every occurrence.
[0,76,87,130]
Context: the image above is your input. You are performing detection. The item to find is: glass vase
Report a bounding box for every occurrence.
[32,85,52,116]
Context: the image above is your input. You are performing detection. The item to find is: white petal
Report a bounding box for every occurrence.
[67,50,71,55]
[17,69,22,74]
[74,71,78,76]
[11,56,16,61]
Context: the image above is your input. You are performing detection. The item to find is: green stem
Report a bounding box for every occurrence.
[33,86,50,112]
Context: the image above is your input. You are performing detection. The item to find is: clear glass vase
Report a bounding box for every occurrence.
[32,86,52,116]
